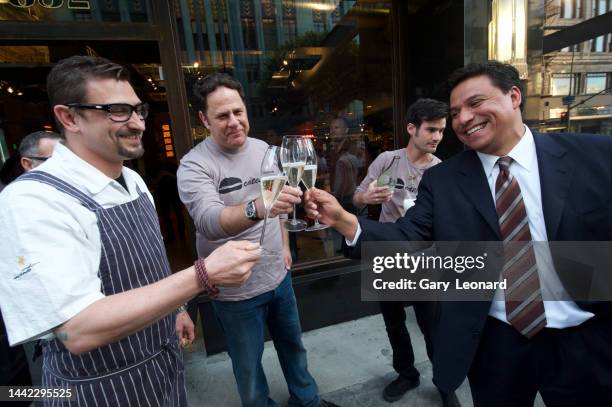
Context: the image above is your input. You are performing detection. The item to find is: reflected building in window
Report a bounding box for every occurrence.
[483,0,612,134]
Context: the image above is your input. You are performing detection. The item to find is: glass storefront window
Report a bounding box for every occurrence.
[0,0,151,23]
[551,74,579,96]
[174,0,393,269]
[585,73,607,94]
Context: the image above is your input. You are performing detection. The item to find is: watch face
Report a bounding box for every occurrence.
[246,201,256,218]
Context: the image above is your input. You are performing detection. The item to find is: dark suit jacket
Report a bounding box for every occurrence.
[350,131,612,393]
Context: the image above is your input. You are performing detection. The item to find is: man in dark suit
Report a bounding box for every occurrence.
[304,61,612,407]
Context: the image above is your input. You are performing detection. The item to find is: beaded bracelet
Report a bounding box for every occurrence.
[194,258,219,299]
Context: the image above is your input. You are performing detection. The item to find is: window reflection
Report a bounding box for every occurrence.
[0,0,151,23]
[177,0,393,268]
[474,0,612,135]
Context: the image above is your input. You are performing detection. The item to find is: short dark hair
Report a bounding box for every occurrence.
[192,73,245,114]
[18,131,62,157]
[47,55,130,108]
[47,56,130,130]
[448,61,524,110]
[406,98,449,127]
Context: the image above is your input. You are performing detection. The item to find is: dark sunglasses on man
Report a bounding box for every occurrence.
[66,102,149,123]
[24,156,50,162]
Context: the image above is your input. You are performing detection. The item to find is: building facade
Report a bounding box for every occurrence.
[1,0,610,353]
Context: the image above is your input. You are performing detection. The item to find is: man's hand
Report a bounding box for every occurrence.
[360,180,393,205]
[205,241,261,286]
[258,185,302,218]
[175,311,195,347]
[305,188,359,240]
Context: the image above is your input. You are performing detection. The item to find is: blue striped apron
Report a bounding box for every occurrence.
[17,171,186,407]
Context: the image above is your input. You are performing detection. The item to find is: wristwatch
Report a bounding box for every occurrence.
[244,199,259,220]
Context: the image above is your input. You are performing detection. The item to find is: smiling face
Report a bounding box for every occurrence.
[450,74,524,156]
[408,118,446,154]
[199,86,249,150]
[66,78,145,175]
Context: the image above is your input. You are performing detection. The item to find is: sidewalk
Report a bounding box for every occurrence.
[183,307,475,406]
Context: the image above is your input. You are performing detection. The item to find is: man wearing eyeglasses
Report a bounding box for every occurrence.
[18,131,62,172]
[0,55,261,406]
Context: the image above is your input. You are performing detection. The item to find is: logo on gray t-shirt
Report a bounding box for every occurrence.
[219,177,243,194]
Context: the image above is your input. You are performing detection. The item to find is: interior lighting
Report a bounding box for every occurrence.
[301,2,335,11]
[488,0,526,62]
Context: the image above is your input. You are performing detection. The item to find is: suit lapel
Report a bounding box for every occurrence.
[533,132,574,241]
[457,151,501,239]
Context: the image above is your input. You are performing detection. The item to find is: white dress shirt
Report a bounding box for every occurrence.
[0,143,153,345]
[349,126,592,328]
[478,127,592,327]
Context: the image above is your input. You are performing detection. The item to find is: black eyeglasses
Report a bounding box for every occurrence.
[66,102,149,123]
[25,156,50,162]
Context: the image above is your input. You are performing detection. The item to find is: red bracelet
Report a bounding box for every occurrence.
[194,258,219,299]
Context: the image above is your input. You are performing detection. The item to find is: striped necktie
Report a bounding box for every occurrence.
[495,156,546,338]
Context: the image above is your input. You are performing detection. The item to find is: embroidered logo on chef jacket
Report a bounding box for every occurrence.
[14,256,39,279]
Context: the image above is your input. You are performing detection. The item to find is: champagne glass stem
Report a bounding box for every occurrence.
[292,203,297,224]
[259,209,269,245]
[310,187,321,226]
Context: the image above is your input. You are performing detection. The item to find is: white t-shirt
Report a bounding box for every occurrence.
[0,143,153,345]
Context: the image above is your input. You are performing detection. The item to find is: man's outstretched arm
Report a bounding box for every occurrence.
[55,241,260,355]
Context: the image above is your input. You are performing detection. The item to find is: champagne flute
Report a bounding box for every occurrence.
[377,155,399,192]
[259,146,287,246]
[280,135,307,232]
[302,138,329,231]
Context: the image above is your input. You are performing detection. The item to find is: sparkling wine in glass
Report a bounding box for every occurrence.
[302,138,329,231]
[280,135,307,232]
[377,155,399,192]
[259,146,287,245]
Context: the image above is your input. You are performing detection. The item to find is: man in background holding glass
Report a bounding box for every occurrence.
[177,73,337,407]
[352,98,458,406]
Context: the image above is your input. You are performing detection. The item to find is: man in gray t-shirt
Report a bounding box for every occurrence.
[177,74,337,407]
[353,99,459,407]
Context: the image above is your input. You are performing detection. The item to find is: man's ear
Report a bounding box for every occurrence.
[20,157,33,172]
[407,123,416,138]
[510,85,522,110]
[53,105,80,133]
[198,111,210,130]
